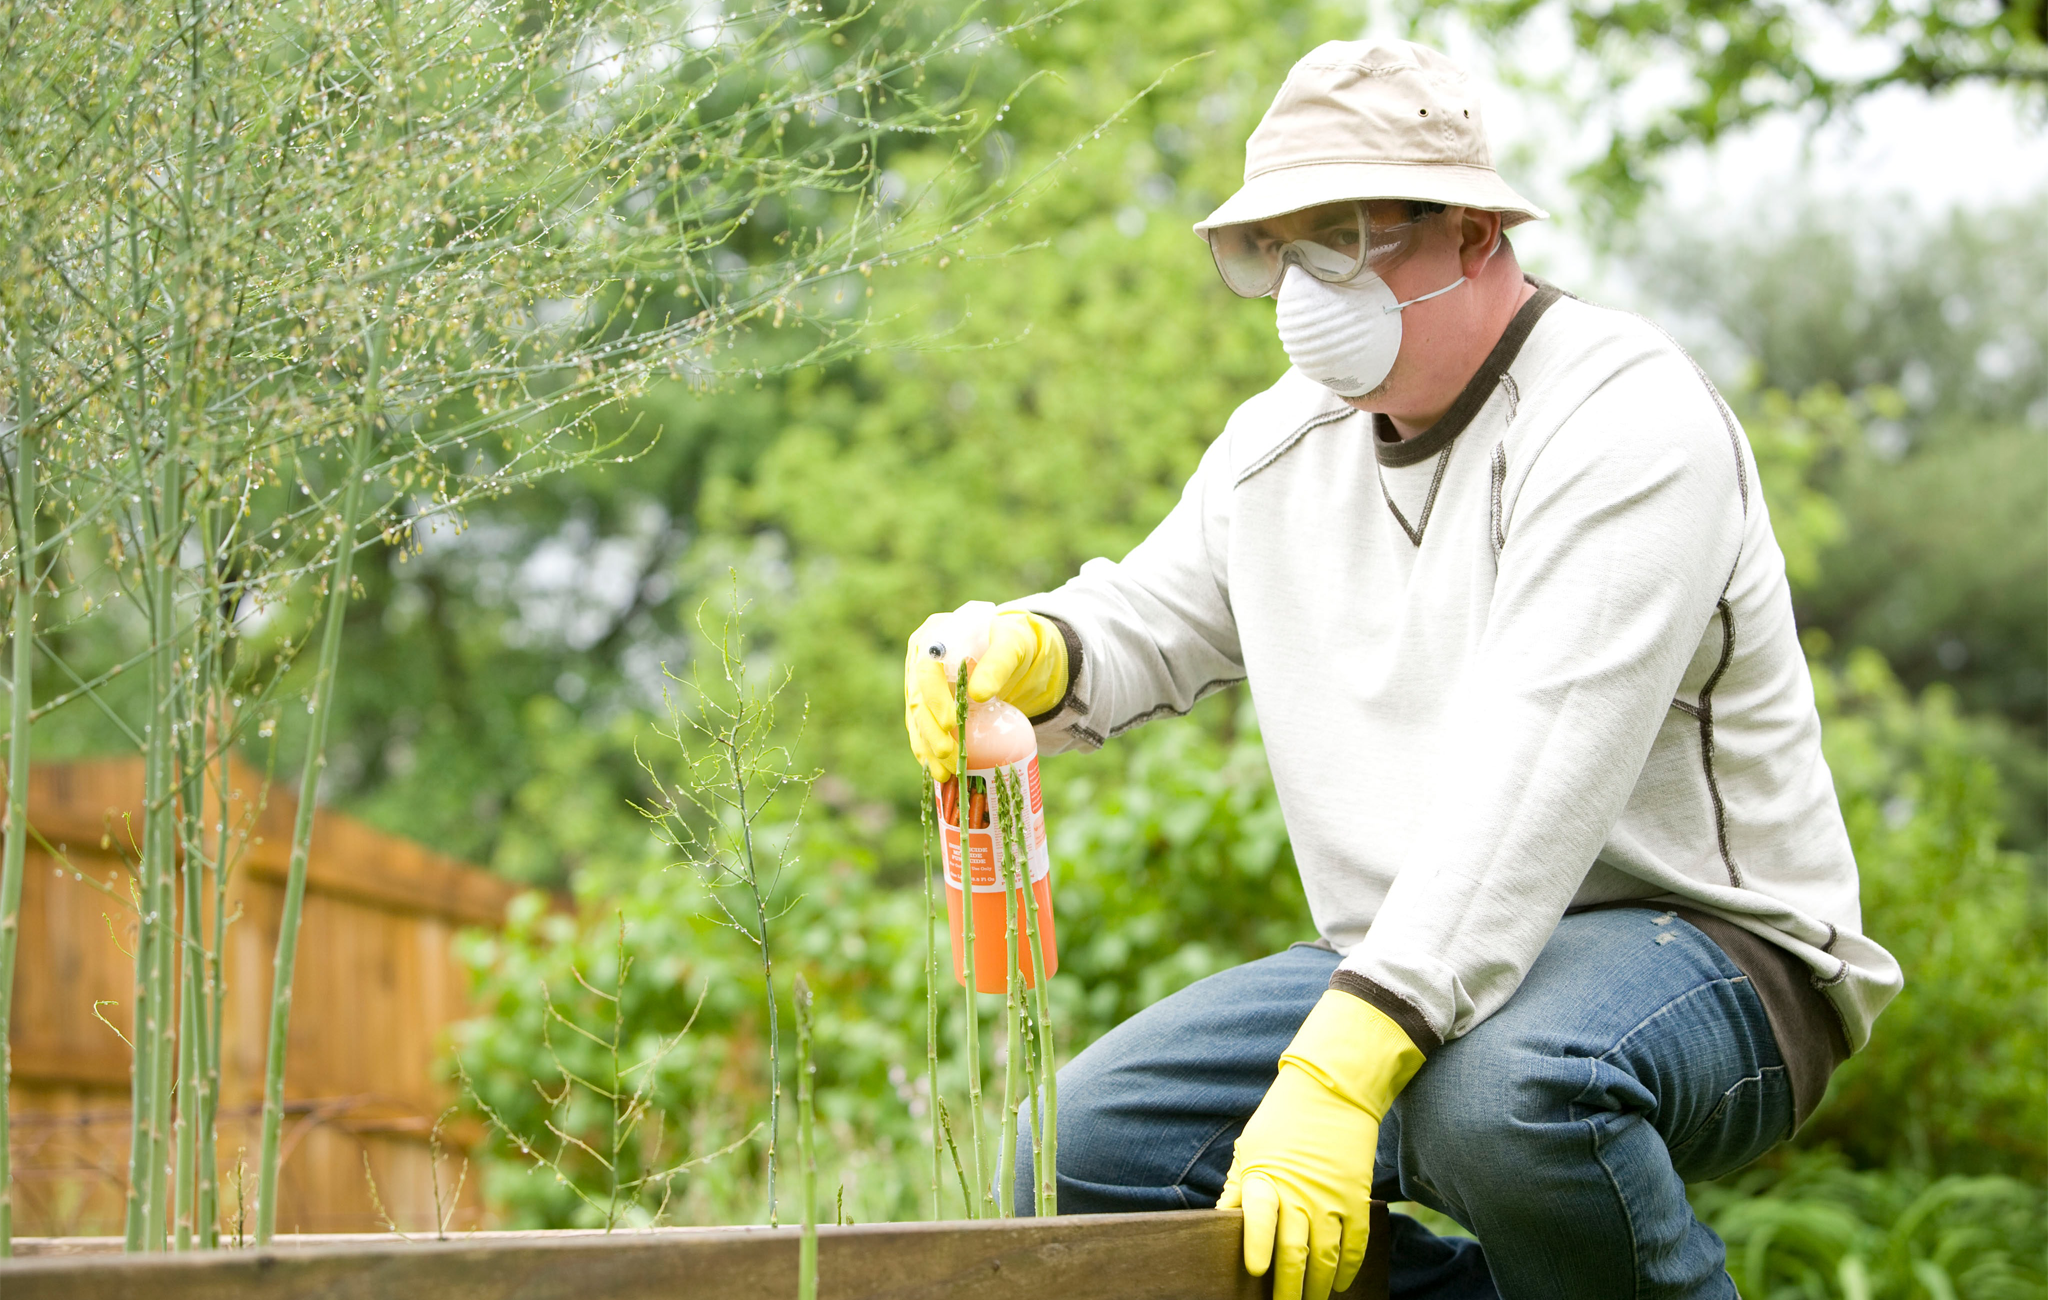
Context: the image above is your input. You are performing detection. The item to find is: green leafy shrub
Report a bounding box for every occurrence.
[451,694,1313,1226]
[453,880,772,1228]
[1800,650,2047,1178]
[1691,1151,2045,1300]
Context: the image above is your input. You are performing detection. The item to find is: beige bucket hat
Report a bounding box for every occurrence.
[1194,39,1547,235]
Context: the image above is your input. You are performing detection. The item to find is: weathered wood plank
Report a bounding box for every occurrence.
[23,757,538,927]
[0,1209,1392,1299]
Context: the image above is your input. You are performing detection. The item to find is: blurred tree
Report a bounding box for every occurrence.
[1629,202,2047,847]
[303,0,1348,878]
[1633,204,2047,438]
[1449,0,2047,215]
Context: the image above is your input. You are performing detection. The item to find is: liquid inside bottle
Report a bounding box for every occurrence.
[921,605,1058,992]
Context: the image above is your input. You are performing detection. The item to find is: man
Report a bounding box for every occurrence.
[902,39,1900,1300]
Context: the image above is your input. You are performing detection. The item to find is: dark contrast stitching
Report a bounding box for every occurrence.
[1500,373,1520,424]
[1820,923,1839,954]
[1696,597,1742,888]
[1670,697,1702,720]
[1064,721,1105,748]
[1692,359,1749,517]
[1630,313,1749,517]
[1234,406,1353,487]
[1106,676,1244,739]
[1377,436,1457,548]
[1626,312,1760,888]
[1489,440,1507,555]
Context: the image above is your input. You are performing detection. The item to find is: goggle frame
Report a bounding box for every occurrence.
[1206,200,1434,299]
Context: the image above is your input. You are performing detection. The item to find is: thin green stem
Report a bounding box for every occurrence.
[197,510,234,1248]
[0,324,39,1258]
[198,670,233,1247]
[149,0,212,1245]
[254,368,379,1245]
[935,1097,974,1220]
[607,918,627,1230]
[996,766,1024,1218]
[138,406,185,1252]
[1007,766,1057,1216]
[920,773,942,1220]
[171,584,217,1251]
[953,668,985,1217]
[118,95,155,1253]
[173,766,203,1251]
[740,788,780,1228]
[795,974,817,1300]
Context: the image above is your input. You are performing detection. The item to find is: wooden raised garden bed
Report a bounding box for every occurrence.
[0,1207,1391,1299]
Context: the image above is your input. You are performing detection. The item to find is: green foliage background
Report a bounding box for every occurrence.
[27,0,2043,1289]
[375,1,2048,1291]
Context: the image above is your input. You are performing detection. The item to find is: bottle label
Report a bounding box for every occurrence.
[936,756,1049,892]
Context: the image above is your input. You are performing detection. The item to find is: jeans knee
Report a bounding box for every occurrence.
[1032,1050,1123,1182]
[1394,1035,1576,1188]
[1012,1106,1040,1216]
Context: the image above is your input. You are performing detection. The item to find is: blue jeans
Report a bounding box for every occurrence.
[1013,908,1794,1299]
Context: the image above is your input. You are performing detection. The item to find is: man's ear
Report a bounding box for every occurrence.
[1457,208,1504,277]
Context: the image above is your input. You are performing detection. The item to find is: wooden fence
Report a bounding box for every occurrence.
[6,757,527,1237]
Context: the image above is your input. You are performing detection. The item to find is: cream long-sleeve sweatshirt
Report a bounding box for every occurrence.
[1015,283,1900,1054]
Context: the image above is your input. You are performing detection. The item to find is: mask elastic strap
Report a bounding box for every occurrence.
[1385,224,1505,312]
[1384,274,1467,315]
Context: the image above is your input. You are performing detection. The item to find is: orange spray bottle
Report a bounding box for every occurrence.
[922,603,1058,993]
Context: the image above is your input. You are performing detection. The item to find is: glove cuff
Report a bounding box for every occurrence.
[988,610,1069,718]
[1279,990,1425,1120]
[1019,612,1081,724]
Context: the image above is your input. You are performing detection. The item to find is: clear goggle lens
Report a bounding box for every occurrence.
[1206,201,1429,298]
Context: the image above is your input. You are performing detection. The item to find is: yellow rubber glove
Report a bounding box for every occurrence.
[969,611,1068,716]
[903,610,1068,781]
[1218,991,1425,1300]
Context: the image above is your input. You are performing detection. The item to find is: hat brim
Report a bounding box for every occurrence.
[1192,161,1547,235]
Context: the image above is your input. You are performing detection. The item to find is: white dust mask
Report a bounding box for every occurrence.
[1273,263,1467,398]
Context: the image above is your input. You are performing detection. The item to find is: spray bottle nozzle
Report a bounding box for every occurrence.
[917,600,997,683]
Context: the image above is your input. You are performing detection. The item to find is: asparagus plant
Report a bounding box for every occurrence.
[795,974,819,1300]
[1010,767,1059,1216]
[921,776,944,1217]
[1001,765,1058,1215]
[639,597,819,1226]
[458,915,743,1229]
[995,774,1027,1218]
[3,0,1082,1249]
[0,325,40,1256]
[952,660,989,1216]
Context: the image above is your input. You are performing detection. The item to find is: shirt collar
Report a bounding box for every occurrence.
[1373,278,1565,468]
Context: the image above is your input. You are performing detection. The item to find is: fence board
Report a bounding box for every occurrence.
[0,1209,1392,1299]
[6,758,530,1236]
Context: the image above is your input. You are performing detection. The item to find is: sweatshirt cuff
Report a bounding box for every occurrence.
[1329,970,1443,1055]
[1023,612,1085,727]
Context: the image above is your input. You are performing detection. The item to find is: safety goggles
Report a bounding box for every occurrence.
[1205,200,1434,299]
